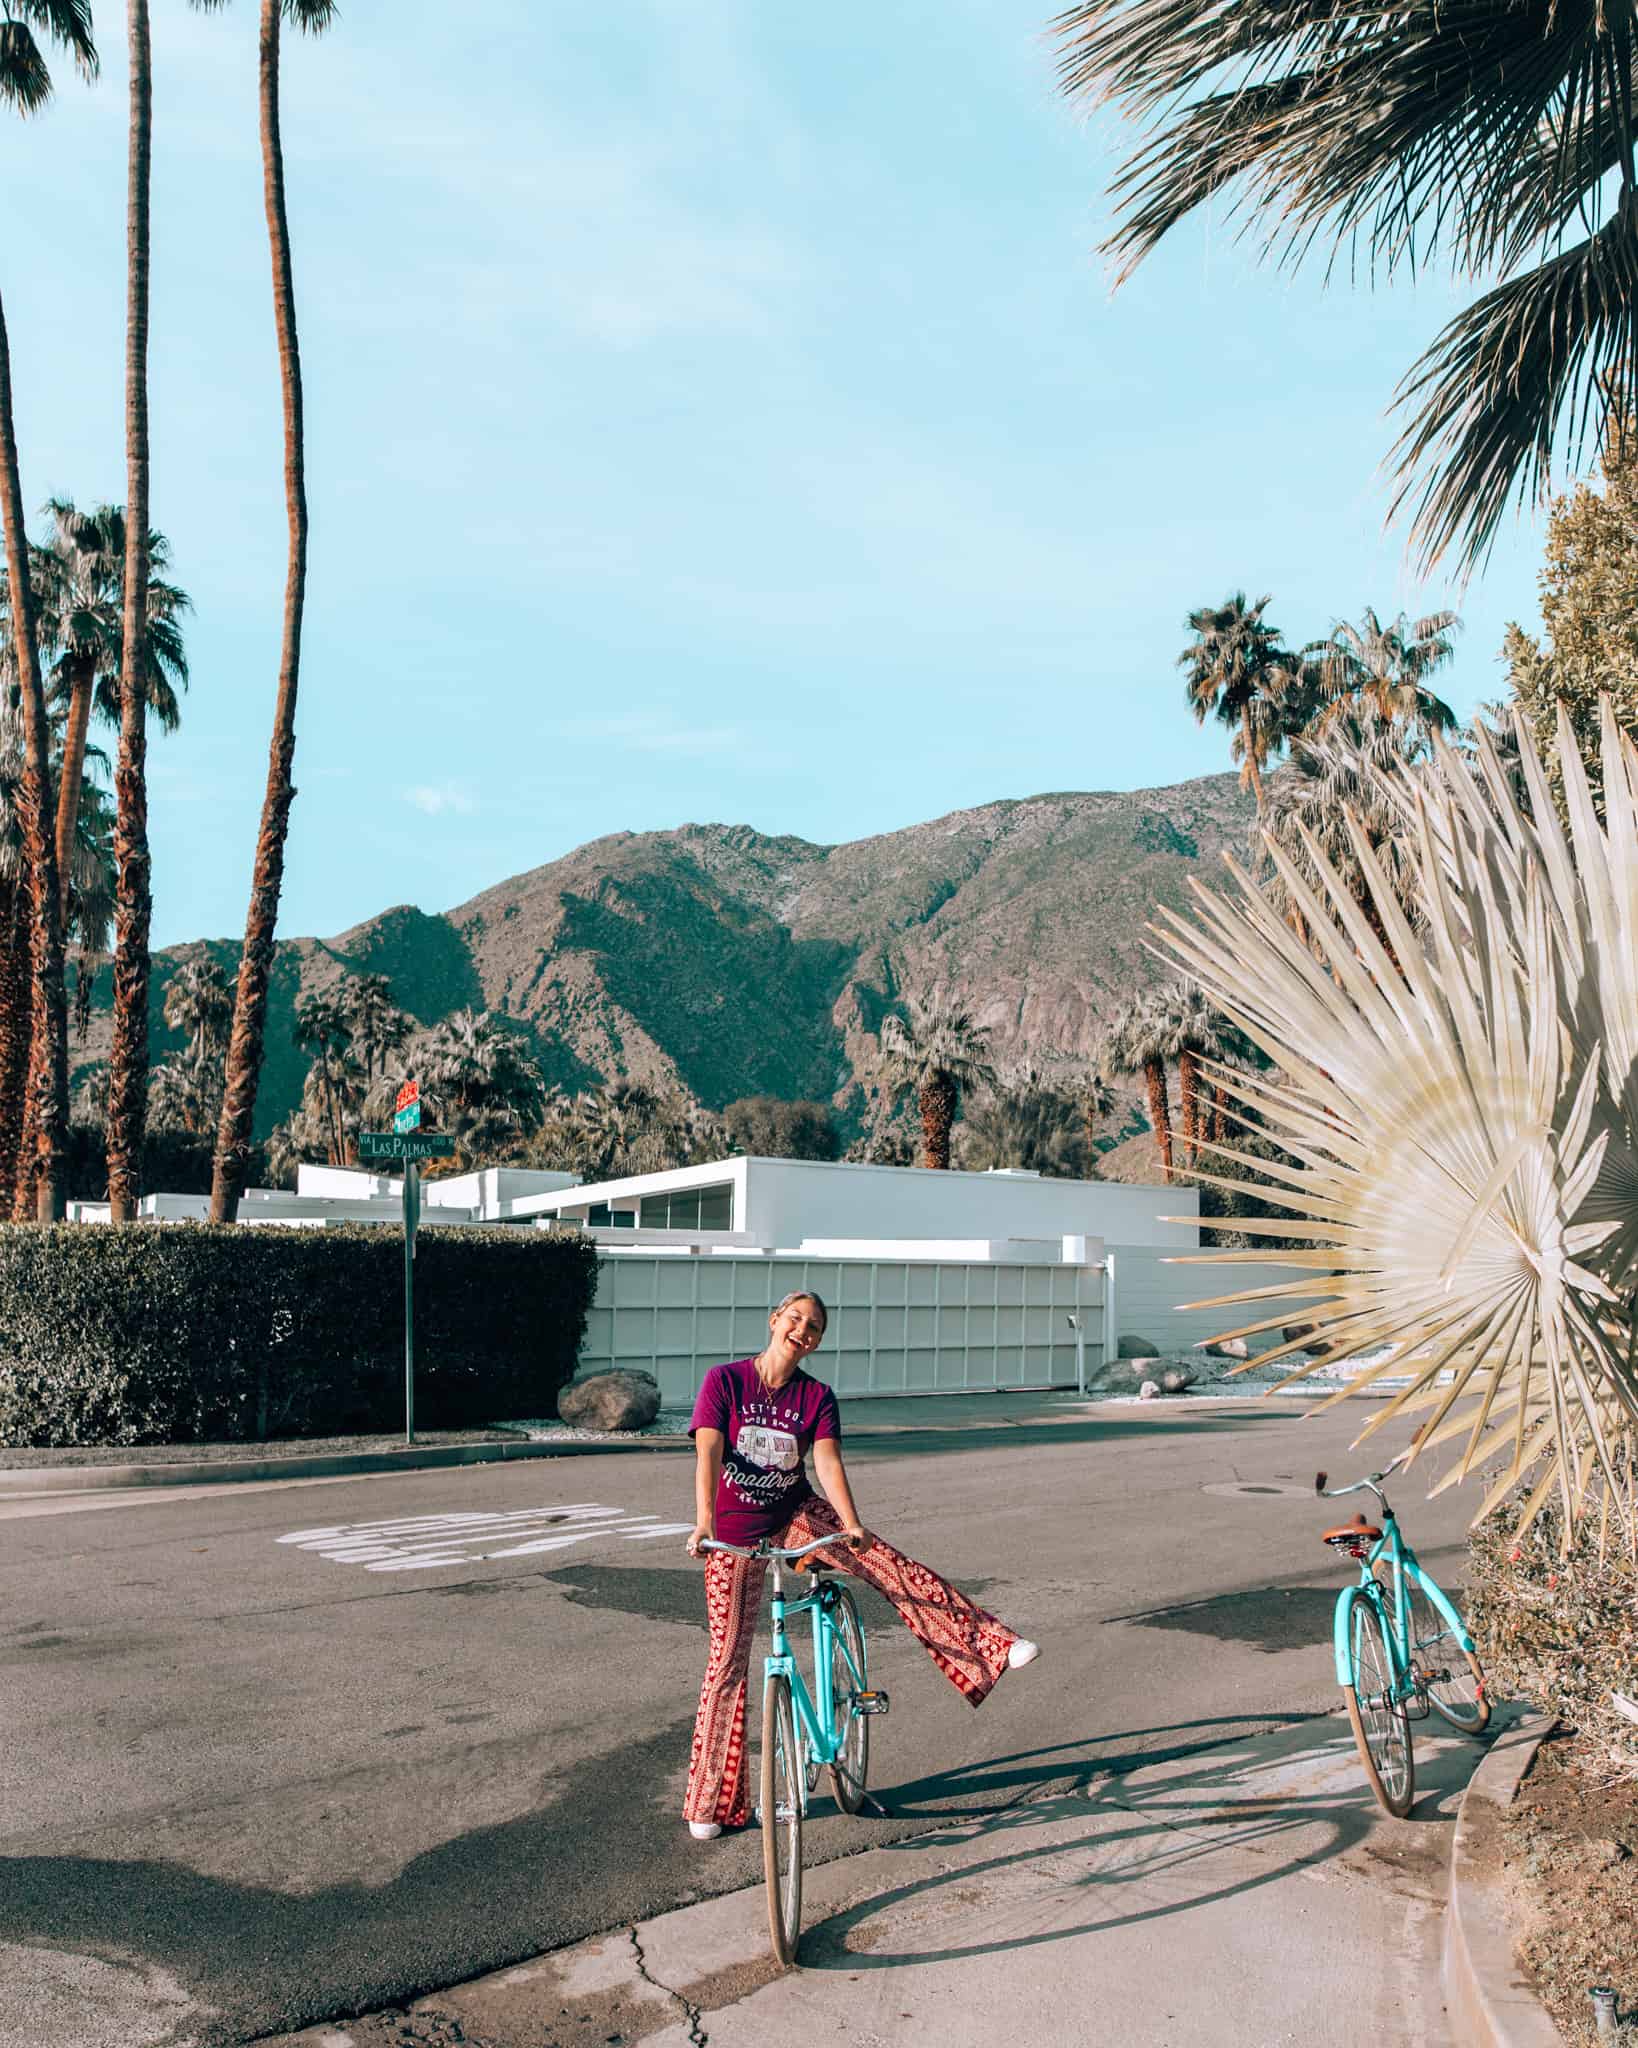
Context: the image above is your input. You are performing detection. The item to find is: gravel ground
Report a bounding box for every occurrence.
[1504,1728,1638,2043]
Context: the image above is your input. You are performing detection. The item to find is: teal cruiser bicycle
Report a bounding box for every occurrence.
[1317,1453,1490,1816]
[701,1533,889,1963]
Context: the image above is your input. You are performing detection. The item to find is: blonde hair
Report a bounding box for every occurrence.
[773,1289,828,1335]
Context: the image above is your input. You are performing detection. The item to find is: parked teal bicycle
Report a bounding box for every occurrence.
[1317,1454,1490,1816]
[701,1533,889,1962]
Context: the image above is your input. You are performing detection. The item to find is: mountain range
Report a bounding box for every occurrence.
[77,771,1258,1139]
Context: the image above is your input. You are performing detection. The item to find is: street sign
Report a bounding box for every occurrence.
[395,1079,419,1113]
[394,1099,422,1135]
[360,1131,455,1162]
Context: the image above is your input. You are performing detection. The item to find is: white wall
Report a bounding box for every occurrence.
[742,1158,1196,1252]
[1108,1247,1325,1355]
[581,1249,1106,1405]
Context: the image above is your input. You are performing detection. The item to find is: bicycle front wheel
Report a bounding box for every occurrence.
[1408,1576,1491,1733]
[827,1585,870,1816]
[760,1673,803,1965]
[1343,1593,1415,1818]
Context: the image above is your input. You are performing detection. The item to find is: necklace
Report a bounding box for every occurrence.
[754,1349,793,1391]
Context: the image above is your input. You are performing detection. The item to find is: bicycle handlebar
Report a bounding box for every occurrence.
[1315,1445,1412,1503]
[696,1533,843,1563]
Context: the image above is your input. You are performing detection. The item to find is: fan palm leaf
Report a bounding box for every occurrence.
[1153,700,1638,1543]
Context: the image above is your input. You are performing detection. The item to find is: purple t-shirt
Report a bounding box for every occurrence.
[689,1357,842,1545]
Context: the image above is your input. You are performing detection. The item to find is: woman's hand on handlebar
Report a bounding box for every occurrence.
[686,1523,715,1559]
[840,1524,870,1551]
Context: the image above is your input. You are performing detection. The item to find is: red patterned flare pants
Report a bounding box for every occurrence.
[683,1495,1019,1828]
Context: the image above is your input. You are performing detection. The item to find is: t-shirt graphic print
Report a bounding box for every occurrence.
[688,1357,842,1546]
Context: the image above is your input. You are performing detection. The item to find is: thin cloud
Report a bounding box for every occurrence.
[577,714,744,758]
[404,784,476,817]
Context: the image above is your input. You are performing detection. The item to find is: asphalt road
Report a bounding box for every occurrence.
[0,1400,1482,2047]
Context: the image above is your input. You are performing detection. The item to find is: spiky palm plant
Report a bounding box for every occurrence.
[1157,702,1638,1547]
[1055,3,1638,572]
[879,995,999,1170]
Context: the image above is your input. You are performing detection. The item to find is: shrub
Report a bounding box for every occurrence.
[724,1097,841,1161]
[1468,1514,1638,1774]
[0,1223,598,1448]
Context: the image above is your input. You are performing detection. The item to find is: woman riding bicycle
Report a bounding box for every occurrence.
[682,1289,1039,1839]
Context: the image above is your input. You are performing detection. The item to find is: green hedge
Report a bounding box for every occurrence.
[0,1223,598,1447]
[1468,1514,1638,1771]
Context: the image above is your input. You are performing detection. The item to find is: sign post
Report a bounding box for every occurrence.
[359,1121,454,1444]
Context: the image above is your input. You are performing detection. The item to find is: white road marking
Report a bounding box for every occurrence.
[276,1500,695,1572]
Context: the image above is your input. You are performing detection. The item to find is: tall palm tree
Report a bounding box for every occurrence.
[292,991,349,1165]
[1260,700,1431,965]
[103,0,156,1220]
[1055,6,1638,573]
[1309,607,1460,744]
[1155,983,1232,1170]
[206,0,338,1224]
[0,2,96,1220]
[33,498,188,921]
[341,972,410,1089]
[0,705,29,1210]
[414,1008,548,1167]
[1101,994,1175,1181]
[1077,1068,1116,1159]
[879,995,998,1170]
[1179,594,1311,815]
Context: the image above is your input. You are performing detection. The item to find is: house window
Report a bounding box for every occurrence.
[586,1203,636,1228]
[637,1183,733,1231]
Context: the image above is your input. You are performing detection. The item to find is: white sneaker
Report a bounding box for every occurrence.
[688,1821,722,1840]
[1007,1639,1041,1670]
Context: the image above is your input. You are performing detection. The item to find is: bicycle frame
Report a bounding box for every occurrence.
[765,1555,865,1809]
[1331,1504,1476,1703]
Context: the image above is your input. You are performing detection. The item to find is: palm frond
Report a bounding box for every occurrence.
[1390,200,1638,567]
[1155,700,1638,1543]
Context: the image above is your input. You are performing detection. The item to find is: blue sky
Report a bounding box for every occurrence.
[2,0,1548,950]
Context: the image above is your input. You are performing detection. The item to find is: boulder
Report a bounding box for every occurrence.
[1160,1367,1195,1395]
[1283,1324,1323,1355]
[1203,1336,1249,1360]
[1117,1335,1161,1359]
[557,1368,662,1432]
[1138,1379,1161,1401]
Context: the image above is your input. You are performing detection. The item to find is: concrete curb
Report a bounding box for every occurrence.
[0,1434,694,1495]
[1443,1710,1561,2048]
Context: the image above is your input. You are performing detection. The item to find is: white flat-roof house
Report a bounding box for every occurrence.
[519,1154,1198,1260]
[67,1153,1261,1406]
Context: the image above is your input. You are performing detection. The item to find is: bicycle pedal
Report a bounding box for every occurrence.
[854,1689,890,1717]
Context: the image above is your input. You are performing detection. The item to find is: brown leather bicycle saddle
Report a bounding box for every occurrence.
[1322,1512,1382,1547]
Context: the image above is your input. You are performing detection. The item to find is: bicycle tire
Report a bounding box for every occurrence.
[1407,1576,1491,1734]
[827,1586,870,1816]
[760,1672,803,1965]
[1343,1592,1415,1818]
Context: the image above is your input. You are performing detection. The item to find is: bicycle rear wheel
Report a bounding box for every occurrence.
[1407,1576,1491,1733]
[827,1586,870,1816]
[1343,1593,1415,1818]
[760,1673,803,1965]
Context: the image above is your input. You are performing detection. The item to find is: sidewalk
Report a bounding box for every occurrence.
[261,1711,1499,2048]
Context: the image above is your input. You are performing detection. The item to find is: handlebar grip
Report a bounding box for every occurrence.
[1314,1472,1328,1495]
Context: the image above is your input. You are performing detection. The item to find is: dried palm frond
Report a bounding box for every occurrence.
[1153,701,1638,1547]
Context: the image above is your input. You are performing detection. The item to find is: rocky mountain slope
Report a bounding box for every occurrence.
[76,773,1257,1137]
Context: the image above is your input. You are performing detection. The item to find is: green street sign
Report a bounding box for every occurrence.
[360,1131,455,1162]
[394,1099,422,1135]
